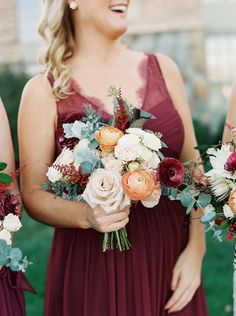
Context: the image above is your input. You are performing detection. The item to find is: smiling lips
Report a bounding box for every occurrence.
[109,4,127,14]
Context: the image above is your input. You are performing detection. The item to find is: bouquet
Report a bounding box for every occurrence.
[156,157,212,217]
[0,162,30,272]
[43,88,165,251]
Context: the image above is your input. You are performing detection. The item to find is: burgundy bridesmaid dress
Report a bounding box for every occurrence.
[45,54,208,315]
[0,267,34,316]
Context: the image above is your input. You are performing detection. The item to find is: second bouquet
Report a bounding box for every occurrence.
[43,88,165,251]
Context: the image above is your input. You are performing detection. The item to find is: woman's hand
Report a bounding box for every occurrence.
[164,244,205,313]
[87,205,130,233]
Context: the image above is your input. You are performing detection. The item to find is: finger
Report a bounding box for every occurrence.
[96,212,128,226]
[164,278,187,310]
[106,217,129,232]
[168,288,194,313]
[171,268,180,291]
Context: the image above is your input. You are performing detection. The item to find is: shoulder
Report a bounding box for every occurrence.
[155,53,183,84]
[19,74,56,118]
[22,74,53,101]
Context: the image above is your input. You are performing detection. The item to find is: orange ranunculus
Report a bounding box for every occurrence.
[96,126,124,153]
[229,189,236,215]
[121,170,155,201]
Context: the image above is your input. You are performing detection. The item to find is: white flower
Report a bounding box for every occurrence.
[207,145,236,179]
[142,132,162,151]
[126,128,146,138]
[0,229,12,245]
[3,214,22,232]
[137,144,153,161]
[101,157,124,173]
[82,169,130,213]
[115,144,140,162]
[46,166,63,183]
[139,149,160,170]
[54,147,74,166]
[117,134,140,147]
[223,204,234,218]
[204,204,215,214]
[141,184,161,208]
[207,171,230,200]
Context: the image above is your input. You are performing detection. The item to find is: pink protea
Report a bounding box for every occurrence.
[226,152,236,173]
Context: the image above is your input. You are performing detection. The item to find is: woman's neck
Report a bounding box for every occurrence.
[73,27,125,65]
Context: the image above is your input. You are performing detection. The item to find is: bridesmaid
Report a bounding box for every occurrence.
[223,82,236,142]
[0,98,33,316]
[18,0,208,315]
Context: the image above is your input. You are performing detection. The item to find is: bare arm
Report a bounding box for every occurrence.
[223,81,236,143]
[0,98,19,194]
[18,75,129,231]
[157,54,206,312]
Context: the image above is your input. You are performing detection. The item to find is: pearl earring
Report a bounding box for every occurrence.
[69,1,78,10]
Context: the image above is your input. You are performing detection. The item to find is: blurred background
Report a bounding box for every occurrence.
[0,0,235,315]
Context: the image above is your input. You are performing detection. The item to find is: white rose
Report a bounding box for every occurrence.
[101,157,124,173]
[117,134,140,147]
[82,169,130,213]
[3,214,22,232]
[126,128,146,138]
[142,132,162,151]
[223,204,234,218]
[46,166,63,183]
[115,145,140,162]
[140,151,160,170]
[0,229,12,245]
[54,147,74,166]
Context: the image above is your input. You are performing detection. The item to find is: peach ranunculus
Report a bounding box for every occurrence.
[141,182,162,208]
[96,126,124,153]
[228,188,236,215]
[121,170,155,201]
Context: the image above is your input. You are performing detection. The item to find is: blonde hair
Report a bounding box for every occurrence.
[38,0,75,99]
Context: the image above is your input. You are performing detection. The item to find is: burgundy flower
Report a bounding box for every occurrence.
[0,193,21,219]
[59,133,79,150]
[157,158,184,188]
[226,152,236,173]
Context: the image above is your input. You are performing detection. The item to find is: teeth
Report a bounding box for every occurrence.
[110,5,126,12]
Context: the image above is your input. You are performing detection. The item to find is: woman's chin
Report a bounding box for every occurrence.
[108,23,128,39]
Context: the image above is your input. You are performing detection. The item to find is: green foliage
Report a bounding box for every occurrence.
[0,162,7,171]
[0,162,12,184]
[0,239,30,272]
[0,66,29,165]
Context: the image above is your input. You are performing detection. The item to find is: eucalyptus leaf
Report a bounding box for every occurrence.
[197,193,212,208]
[200,211,216,223]
[213,230,223,242]
[162,186,171,196]
[170,189,178,199]
[186,199,195,214]
[0,162,7,171]
[180,191,194,208]
[9,248,23,261]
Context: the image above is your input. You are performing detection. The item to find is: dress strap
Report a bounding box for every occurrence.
[146,54,171,102]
